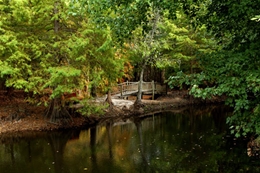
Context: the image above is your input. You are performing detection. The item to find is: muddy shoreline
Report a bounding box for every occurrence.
[0,91,225,135]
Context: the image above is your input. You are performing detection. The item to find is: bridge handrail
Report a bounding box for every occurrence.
[117,82,138,86]
[112,81,164,96]
[117,81,159,87]
[113,82,138,95]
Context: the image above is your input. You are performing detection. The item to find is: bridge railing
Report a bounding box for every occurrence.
[115,81,138,96]
[111,81,167,97]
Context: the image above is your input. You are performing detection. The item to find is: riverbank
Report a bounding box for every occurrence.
[0,91,225,135]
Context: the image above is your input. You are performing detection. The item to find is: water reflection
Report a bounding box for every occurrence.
[106,122,113,159]
[47,131,78,173]
[134,118,153,173]
[0,105,260,173]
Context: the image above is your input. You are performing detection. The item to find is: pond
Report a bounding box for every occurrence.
[0,105,259,173]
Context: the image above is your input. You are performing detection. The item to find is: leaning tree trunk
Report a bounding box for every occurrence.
[45,97,72,124]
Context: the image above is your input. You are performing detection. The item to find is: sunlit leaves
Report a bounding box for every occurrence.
[86,0,180,42]
[251,15,260,22]
[0,0,124,103]
[43,66,81,98]
[168,46,260,136]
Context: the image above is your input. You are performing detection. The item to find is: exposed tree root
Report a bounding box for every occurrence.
[5,98,26,122]
[45,98,73,124]
[5,113,19,122]
[134,99,145,109]
[105,90,114,108]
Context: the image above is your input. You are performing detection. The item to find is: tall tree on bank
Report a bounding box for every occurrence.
[128,9,162,106]
[86,0,182,106]
[127,9,217,105]
[86,0,215,105]
[86,0,180,42]
[0,0,123,122]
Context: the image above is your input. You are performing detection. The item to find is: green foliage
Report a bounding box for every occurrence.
[169,49,260,137]
[156,11,217,78]
[203,0,260,49]
[86,0,180,42]
[77,99,108,116]
[43,67,81,99]
[0,0,125,118]
[127,8,162,65]
[251,15,260,22]
[168,0,260,137]
[0,0,123,93]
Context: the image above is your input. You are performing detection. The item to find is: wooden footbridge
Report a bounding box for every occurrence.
[112,81,167,100]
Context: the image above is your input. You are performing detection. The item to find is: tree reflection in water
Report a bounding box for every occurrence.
[90,126,100,173]
[106,121,113,159]
[47,130,78,173]
[134,117,157,173]
[1,105,260,173]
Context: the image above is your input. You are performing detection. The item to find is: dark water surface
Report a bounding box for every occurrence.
[0,105,259,173]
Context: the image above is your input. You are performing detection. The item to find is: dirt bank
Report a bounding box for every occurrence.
[0,91,225,135]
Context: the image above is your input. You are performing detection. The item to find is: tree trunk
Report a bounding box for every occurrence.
[5,86,14,98]
[106,90,114,108]
[45,97,72,124]
[54,1,59,33]
[91,85,97,97]
[135,64,145,107]
[45,1,72,124]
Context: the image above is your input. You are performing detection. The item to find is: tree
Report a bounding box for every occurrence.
[86,0,216,105]
[126,8,163,106]
[168,0,260,137]
[156,10,217,79]
[86,0,180,43]
[126,8,217,105]
[0,0,124,122]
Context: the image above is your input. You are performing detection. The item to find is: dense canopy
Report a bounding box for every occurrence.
[1,0,260,137]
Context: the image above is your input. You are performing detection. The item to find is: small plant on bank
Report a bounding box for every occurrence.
[76,99,109,117]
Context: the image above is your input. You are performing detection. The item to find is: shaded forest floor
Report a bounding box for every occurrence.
[0,90,225,135]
